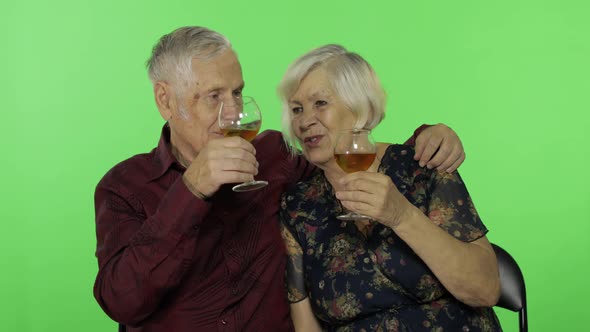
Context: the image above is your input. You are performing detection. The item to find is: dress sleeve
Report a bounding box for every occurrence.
[424,170,488,242]
[279,195,308,303]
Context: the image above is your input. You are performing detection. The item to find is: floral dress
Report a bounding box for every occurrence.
[280,145,502,332]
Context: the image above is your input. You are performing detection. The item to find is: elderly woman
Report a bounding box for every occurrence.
[278,45,502,332]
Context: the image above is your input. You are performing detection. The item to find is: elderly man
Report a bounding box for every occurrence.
[93,26,466,331]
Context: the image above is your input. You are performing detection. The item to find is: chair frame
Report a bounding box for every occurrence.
[492,243,528,332]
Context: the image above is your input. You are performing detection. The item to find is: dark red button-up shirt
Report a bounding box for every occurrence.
[94,126,312,332]
[94,124,423,331]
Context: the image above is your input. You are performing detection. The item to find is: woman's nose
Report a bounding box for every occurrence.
[298,109,317,130]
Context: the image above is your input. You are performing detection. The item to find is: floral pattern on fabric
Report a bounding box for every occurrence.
[280,145,502,332]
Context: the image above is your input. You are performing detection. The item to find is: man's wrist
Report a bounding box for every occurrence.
[182,175,211,201]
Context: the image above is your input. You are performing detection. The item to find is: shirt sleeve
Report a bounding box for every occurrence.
[93,175,212,325]
[254,130,314,185]
[279,195,308,303]
[424,169,488,242]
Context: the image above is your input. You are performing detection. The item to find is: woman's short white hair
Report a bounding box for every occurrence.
[277,44,386,153]
[146,26,231,95]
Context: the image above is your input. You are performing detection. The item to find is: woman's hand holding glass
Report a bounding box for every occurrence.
[333,129,377,221]
[335,170,415,229]
[334,129,415,226]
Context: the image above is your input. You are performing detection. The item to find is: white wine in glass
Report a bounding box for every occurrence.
[218,96,268,192]
[333,129,376,220]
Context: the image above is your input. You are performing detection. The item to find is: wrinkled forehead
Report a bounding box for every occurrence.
[289,67,334,103]
[190,49,243,89]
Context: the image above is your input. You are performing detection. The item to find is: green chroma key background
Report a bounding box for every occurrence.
[1,0,588,331]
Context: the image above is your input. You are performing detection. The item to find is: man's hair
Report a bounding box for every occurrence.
[146,26,231,93]
[277,44,386,153]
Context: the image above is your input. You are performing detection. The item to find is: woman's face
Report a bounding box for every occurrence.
[288,67,356,168]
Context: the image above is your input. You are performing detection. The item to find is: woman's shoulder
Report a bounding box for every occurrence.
[379,144,420,174]
[380,143,415,160]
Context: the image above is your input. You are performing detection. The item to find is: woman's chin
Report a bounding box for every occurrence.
[305,151,334,168]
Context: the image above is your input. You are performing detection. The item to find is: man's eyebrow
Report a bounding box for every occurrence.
[206,86,223,93]
[234,82,245,91]
[196,82,244,97]
[193,86,221,100]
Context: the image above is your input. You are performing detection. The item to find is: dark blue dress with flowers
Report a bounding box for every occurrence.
[280,145,502,332]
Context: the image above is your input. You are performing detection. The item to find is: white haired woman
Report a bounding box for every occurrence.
[278,45,502,331]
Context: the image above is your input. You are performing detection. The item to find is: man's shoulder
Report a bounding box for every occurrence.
[97,149,156,190]
[253,130,294,162]
[254,130,284,147]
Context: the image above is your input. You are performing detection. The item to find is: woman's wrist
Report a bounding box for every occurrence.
[389,203,422,231]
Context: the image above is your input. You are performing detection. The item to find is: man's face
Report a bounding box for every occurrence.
[168,49,244,162]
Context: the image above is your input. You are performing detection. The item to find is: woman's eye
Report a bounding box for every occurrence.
[315,100,327,107]
[291,107,303,114]
[233,90,242,97]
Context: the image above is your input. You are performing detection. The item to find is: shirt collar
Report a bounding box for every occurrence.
[149,123,186,181]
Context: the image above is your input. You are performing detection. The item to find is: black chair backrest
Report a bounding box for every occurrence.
[491,243,527,332]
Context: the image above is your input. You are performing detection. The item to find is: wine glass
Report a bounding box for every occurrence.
[333,129,377,220]
[218,96,268,192]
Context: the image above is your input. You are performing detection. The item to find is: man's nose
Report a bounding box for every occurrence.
[220,101,243,120]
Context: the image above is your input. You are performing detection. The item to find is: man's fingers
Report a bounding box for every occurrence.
[209,147,258,165]
[212,170,255,184]
[214,136,257,155]
[445,152,465,173]
[216,158,258,175]
[413,132,430,160]
[426,139,454,169]
[434,145,461,171]
[419,137,442,167]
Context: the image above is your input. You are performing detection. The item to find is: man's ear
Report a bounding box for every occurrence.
[154,82,177,121]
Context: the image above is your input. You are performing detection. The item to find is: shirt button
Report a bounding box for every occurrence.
[221,319,227,325]
[193,225,200,230]
[231,288,238,295]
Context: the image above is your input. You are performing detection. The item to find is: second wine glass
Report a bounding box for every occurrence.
[334,129,376,220]
[218,96,268,192]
